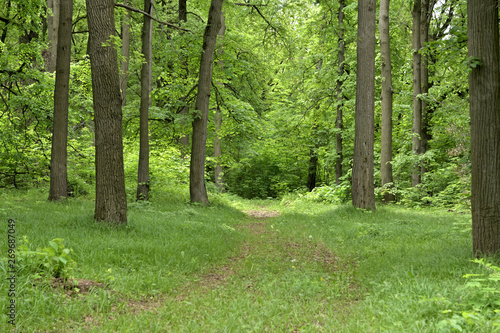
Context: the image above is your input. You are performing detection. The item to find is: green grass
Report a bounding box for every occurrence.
[0,186,498,332]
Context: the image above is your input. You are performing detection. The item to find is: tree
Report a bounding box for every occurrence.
[120,0,131,106]
[379,0,394,203]
[411,0,422,187]
[48,0,72,201]
[335,0,345,185]
[214,11,225,192]
[468,0,500,256]
[136,0,153,201]
[86,0,127,223]
[189,0,223,204]
[46,0,60,73]
[351,0,376,210]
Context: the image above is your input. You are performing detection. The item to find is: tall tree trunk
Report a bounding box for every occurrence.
[214,11,225,192]
[335,0,345,185]
[46,0,60,73]
[420,0,430,175]
[468,0,500,256]
[87,0,127,224]
[136,0,153,201]
[351,0,376,211]
[189,0,223,204]
[120,0,131,106]
[178,0,190,156]
[379,0,394,203]
[48,0,72,201]
[411,0,422,187]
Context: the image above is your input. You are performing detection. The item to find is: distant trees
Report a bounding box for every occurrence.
[468,0,500,255]
[351,0,376,210]
[86,0,127,223]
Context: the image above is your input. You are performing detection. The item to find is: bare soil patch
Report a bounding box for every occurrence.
[243,209,280,219]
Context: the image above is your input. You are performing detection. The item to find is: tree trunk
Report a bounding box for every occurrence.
[189,0,223,204]
[46,0,60,73]
[136,0,153,201]
[48,0,72,201]
[468,0,500,256]
[411,0,422,187]
[335,0,345,186]
[120,0,131,106]
[306,147,318,192]
[178,0,190,156]
[87,0,127,224]
[214,11,225,192]
[379,0,394,203]
[351,0,376,211]
[420,0,430,176]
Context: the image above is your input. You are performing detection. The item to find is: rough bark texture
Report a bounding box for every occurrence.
[379,0,394,203]
[335,0,345,186]
[48,0,72,201]
[411,0,422,187]
[120,0,131,106]
[87,0,127,223]
[46,0,60,73]
[351,0,376,211]
[136,0,153,201]
[468,0,500,256]
[189,0,223,204]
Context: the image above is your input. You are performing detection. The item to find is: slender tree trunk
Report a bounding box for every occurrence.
[190,0,223,204]
[411,0,422,187]
[420,0,430,175]
[306,147,318,191]
[46,0,60,73]
[87,0,127,223]
[379,0,394,203]
[214,11,225,192]
[120,0,131,106]
[178,0,190,156]
[48,0,72,201]
[136,0,153,201]
[351,0,376,211]
[335,0,345,185]
[468,0,500,256]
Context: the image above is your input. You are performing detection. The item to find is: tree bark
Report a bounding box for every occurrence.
[420,0,434,176]
[335,0,345,185]
[411,0,422,187]
[468,0,500,256]
[189,0,223,204]
[48,0,72,201]
[87,0,127,223]
[178,0,190,156]
[351,0,376,211]
[136,0,153,201]
[214,11,225,192]
[46,0,60,73]
[379,0,394,203]
[120,0,131,106]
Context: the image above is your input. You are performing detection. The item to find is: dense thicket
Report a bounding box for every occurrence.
[0,0,470,210]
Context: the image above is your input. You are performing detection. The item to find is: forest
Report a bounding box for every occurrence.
[1,0,499,331]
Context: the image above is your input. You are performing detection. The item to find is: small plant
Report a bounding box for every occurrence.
[18,236,77,280]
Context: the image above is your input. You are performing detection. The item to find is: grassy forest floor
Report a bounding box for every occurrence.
[0,187,499,332]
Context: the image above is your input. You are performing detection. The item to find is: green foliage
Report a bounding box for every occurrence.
[17,236,77,280]
[436,259,500,332]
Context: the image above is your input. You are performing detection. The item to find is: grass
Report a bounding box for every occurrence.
[0,186,498,332]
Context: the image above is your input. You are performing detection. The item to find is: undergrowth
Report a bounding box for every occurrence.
[0,185,496,332]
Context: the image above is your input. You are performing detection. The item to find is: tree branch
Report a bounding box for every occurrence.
[114,3,192,32]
